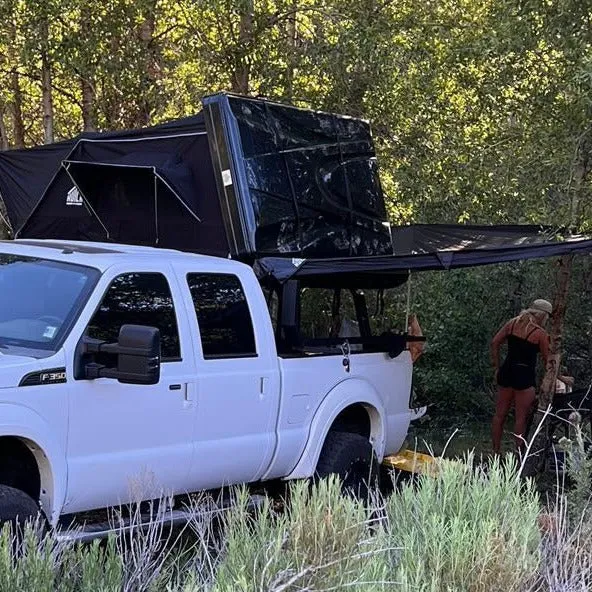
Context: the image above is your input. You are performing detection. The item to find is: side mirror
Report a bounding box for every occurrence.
[78,325,161,385]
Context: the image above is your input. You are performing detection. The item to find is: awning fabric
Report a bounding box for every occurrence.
[255,224,592,284]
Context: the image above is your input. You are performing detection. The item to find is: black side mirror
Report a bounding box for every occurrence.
[77,325,161,385]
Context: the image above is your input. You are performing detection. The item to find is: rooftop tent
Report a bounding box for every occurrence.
[16,116,229,256]
[255,224,592,284]
[6,93,392,259]
[0,113,214,234]
[203,93,393,258]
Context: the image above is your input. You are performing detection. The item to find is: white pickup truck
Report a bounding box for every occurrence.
[0,239,418,535]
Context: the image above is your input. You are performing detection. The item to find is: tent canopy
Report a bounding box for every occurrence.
[1,93,392,259]
[0,113,210,233]
[11,118,230,256]
[255,224,592,285]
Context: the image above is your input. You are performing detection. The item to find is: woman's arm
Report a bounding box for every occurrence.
[491,321,511,372]
[539,330,550,367]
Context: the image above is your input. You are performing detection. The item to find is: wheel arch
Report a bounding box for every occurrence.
[0,405,67,526]
[283,378,386,480]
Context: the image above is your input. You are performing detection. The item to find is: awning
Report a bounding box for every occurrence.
[255,224,592,284]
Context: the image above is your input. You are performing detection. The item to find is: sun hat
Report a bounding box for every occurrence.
[531,299,553,315]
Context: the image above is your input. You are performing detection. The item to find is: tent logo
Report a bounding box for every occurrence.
[66,186,83,206]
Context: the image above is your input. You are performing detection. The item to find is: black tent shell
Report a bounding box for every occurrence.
[3,93,394,259]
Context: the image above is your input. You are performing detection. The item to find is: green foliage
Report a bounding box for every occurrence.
[1,0,592,411]
[386,454,541,591]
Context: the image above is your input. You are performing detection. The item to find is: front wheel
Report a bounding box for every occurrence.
[315,432,380,498]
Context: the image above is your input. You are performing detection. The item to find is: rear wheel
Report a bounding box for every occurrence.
[315,432,380,499]
[0,485,42,538]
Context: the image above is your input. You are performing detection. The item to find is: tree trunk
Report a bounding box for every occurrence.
[284,0,298,101]
[523,254,573,475]
[137,0,158,126]
[81,77,95,132]
[0,106,9,150]
[79,1,96,132]
[9,70,25,148]
[8,23,25,148]
[40,17,54,144]
[523,134,590,476]
[232,0,253,94]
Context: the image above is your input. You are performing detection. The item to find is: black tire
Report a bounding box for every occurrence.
[0,485,41,535]
[315,432,380,499]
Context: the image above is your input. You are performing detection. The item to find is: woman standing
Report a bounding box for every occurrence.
[491,299,552,454]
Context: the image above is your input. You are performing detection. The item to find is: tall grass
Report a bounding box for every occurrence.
[1,452,592,591]
[386,455,541,592]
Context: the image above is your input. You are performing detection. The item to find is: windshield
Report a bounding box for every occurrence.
[0,254,99,354]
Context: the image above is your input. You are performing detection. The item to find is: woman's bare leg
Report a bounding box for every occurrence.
[492,387,514,454]
[513,387,536,452]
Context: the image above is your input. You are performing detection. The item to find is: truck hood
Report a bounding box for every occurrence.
[0,353,46,388]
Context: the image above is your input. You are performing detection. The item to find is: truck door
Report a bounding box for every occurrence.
[178,268,280,490]
[64,266,197,513]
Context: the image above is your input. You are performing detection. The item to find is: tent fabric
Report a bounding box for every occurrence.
[255,224,592,283]
[64,150,201,220]
[0,113,208,234]
[0,139,78,231]
[9,114,230,256]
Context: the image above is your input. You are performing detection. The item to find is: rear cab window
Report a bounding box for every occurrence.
[186,273,257,359]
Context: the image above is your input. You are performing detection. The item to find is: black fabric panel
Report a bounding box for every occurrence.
[0,113,206,234]
[18,127,228,256]
[255,226,592,283]
[0,139,78,230]
[392,223,560,254]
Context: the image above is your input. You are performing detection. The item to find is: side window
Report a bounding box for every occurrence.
[187,273,257,359]
[87,272,181,361]
[300,287,358,339]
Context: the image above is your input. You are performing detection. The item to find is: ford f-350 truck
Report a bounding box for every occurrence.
[0,239,418,536]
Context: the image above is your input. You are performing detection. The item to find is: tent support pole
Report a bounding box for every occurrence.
[154,173,159,246]
[405,270,412,331]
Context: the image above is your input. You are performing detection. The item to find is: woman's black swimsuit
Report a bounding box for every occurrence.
[497,320,540,390]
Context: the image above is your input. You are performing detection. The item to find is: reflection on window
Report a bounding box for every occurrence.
[87,273,181,360]
[187,273,256,359]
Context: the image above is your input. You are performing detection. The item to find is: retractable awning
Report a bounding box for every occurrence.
[255,224,592,284]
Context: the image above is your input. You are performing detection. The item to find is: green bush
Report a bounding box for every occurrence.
[385,455,541,591]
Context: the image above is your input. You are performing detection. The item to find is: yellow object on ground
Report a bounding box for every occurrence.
[383,449,439,476]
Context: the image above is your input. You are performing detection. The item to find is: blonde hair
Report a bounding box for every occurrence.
[518,308,548,328]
